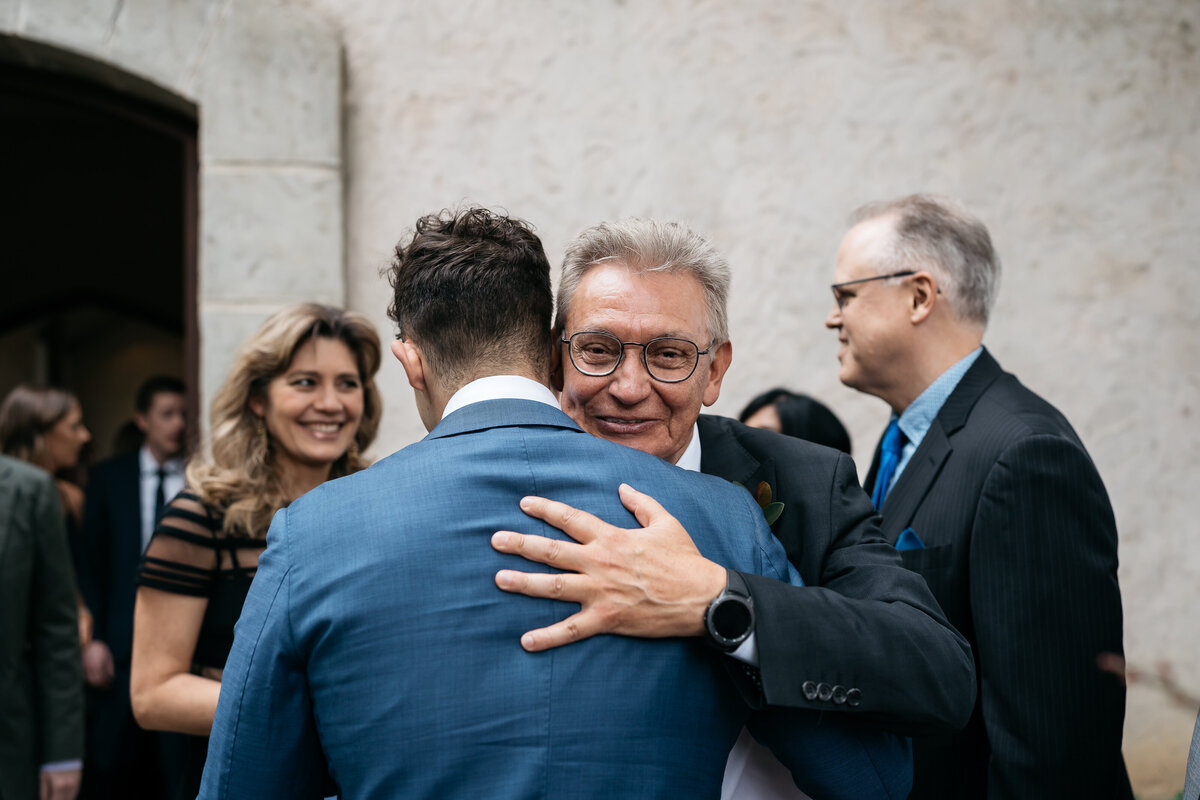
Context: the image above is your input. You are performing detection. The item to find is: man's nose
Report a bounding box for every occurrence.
[824,303,842,329]
[606,351,653,404]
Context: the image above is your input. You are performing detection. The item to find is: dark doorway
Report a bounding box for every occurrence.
[0,44,198,463]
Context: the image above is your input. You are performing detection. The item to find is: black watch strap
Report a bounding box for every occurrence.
[704,569,755,653]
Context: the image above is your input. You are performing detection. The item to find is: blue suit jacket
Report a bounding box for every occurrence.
[200,400,911,799]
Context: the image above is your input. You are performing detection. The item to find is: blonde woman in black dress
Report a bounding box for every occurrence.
[130,303,381,799]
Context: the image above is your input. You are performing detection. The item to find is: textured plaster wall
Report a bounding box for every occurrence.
[0,0,345,424]
[296,1,1199,794]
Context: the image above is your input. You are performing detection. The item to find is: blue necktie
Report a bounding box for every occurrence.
[872,419,905,510]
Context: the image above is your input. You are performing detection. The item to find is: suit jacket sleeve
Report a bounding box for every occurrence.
[971,434,1126,796]
[78,469,109,639]
[718,460,915,798]
[198,508,325,799]
[744,451,976,734]
[31,470,84,764]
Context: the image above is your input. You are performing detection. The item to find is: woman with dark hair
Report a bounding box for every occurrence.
[739,388,852,455]
[0,384,95,645]
[129,303,382,799]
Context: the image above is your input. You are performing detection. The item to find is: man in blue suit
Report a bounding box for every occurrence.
[199,208,910,799]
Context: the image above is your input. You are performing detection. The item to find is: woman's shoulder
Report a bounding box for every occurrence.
[158,488,225,542]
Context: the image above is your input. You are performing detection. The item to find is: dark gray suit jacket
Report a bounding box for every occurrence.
[697,414,977,733]
[866,349,1131,798]
[0,454,83,799]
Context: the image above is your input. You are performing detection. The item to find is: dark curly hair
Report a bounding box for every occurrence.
[387,207,553,387]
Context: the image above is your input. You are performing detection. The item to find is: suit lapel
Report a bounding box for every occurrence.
[698,415,764,486]
[117,453,143,559]
[877,348,1004,541]
[879,421,951,538]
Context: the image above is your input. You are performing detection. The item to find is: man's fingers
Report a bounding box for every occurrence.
[491,530,586,570]
[618,483,674,529]
[517,613,603,652]
[518,496,610,545]
[494,568,587,602]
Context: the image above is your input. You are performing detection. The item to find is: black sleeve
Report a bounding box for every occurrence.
[746,453,976,734]
[78,467,110,640]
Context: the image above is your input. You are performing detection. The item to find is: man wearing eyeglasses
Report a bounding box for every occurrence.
[823,194,1130,798]
[492,218,977,795]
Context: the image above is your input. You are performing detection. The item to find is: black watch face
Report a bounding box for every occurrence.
[712,598,752,642]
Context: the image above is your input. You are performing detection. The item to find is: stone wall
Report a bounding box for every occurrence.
[297,1,1199,794]
[1,0,346,424]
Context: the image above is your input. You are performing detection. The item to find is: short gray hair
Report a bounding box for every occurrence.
[851,194,1000,327]
[556,219,731,343]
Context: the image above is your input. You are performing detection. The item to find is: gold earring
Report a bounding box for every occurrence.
[255,417,268,450]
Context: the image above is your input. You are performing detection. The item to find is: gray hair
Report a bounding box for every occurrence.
[556,219,731,343]
[850,194,1000,327]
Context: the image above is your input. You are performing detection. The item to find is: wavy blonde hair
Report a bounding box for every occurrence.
[187,303,382,538]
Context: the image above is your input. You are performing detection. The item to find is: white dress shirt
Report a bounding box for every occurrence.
[440,375,560,418]
[139,446,185,550]
[678,426,809,800]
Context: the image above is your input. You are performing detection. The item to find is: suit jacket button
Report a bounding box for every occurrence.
[802,681,818,700]
[832,685,847,705]
[846,688,862,707]
[817,682,833,702]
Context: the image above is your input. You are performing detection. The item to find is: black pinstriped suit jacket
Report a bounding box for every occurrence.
[867,349,1132,799]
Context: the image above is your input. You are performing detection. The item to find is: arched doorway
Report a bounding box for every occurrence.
[0,48,198,462]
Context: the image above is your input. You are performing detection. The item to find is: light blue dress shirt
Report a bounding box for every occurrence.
[882,347,983,492]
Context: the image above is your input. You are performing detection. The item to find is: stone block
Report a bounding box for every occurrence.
[19,0,120,60]
[0,0,20,33]
[193,0,340,165]
[196,305,276,431]
[199,165,344,304]
[106,0,221,96]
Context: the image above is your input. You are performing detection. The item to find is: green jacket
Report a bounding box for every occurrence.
[0,454,84,798]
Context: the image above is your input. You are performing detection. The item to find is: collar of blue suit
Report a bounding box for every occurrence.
[431,375,579,440]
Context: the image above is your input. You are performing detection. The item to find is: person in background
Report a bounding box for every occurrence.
[130,303,381,800]
[0,384,94,648]
[0,452,85,799]
[77,375,186,798]
[739,388,852,454]
[825,193,1129,797]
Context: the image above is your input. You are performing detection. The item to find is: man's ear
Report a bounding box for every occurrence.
[391,339,428,392]
[134,412,149,434]
[910,271,938,324]
[702,340,733,407]
[549,331,564,392]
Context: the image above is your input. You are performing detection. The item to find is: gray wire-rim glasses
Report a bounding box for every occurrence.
[561,331,712,383]
[830,270,917,309]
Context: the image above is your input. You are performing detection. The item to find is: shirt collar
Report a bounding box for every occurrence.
[675,423,702,472]
[895,347,983,449]
[441,375,560,420]
[139,445,184,474]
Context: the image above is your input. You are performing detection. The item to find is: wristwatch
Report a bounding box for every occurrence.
[704,569,755,652]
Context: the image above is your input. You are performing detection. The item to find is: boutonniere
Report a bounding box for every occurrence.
[734,480,785,527]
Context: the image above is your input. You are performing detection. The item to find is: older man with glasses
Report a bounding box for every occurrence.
[492,218,976,796]
[818,194,1131,798]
